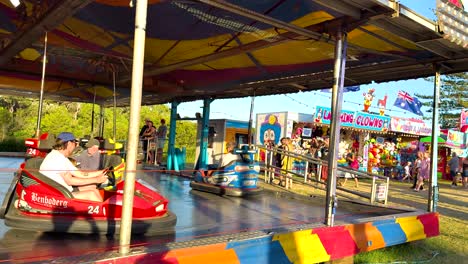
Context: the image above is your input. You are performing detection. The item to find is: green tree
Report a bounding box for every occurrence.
[174,120,198,162]
[416,73,467,128]
[0,107,12,140]
[0,95,200,164]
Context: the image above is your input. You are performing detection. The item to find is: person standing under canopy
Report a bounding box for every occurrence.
[448,152,460,187]
[156,119,167,165]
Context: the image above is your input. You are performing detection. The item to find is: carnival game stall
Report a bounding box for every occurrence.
[439,129,468,180]
[311,106,436,178]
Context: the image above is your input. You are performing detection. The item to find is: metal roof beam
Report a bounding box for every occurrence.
[371,20,456,58]
[129,2,410,82]
[312,0,362,19]
[196,0,323,40]
[0,0,94,66]
[118,36,291,83]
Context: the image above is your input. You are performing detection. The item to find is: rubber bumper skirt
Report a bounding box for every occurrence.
[190,181,262,197]
[4,204,177,235]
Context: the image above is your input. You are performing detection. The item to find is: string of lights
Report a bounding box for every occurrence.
[284,91,424,117]
[284,94,314,109]
[177,106,243,120]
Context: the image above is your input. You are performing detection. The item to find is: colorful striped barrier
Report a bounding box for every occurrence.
[97,212,439,264]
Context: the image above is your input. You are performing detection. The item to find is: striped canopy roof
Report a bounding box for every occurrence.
[0,0,467,105]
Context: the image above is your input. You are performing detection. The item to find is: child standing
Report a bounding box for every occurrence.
[402,161,412,182]
[415,152,430,192]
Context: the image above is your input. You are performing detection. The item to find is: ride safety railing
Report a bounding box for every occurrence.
[140,138,167,165]
[118,138,166,166]
[256,145,390,205]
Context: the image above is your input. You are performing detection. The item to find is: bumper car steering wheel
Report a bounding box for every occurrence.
[98,166,116,189]
[106,166,116,186]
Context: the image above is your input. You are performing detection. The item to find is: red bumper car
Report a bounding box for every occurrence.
[0,157,176,235]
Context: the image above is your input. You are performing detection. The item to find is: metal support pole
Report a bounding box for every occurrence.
[264,148,269,182]
[270,148,275,183]
[35,32,48,138]
[119,0,148,255]
[325,29,347,226]
[99,105,105,138]
[112,71,117,141]
[247,94,255,146]
[371,176,376,204]
[199,99,212,170]
[91,88,96,136]
[428,64,441,212]
[167,101,179,171]
[385,176,390,205]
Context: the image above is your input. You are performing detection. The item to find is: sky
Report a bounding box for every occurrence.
[171,0,462,125]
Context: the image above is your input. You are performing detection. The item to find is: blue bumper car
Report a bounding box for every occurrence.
[190,148,262,196]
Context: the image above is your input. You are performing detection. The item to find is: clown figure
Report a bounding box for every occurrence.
[259,114,282,146]
[363,88,375,112]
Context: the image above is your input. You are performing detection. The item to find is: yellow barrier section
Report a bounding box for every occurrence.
[396,216,427,242]
[273,230,330,264]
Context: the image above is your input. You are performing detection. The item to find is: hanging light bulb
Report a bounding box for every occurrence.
[9,0,21,7]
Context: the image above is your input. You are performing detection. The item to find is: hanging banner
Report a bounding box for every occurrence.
[354,112,390,132]
[314,106,355,127]
[460,109,468,132]
[446,129,466,148]
[390,117,432,136]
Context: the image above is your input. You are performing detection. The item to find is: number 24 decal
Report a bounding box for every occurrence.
[27,148,37,155]
[88,205,100,214]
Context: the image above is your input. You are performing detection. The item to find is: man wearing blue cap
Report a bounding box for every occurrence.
[39,132,108,202]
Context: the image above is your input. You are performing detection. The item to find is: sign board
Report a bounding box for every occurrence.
[302,128,312,138]
[446,129,466,148]
[354,112,390,132]
[314,106,355,127]
[390,117,432,136]
[375,183,387,202]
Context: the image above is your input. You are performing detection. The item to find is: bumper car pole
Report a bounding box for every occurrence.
[119,0,148,255]
[35,32,47,138]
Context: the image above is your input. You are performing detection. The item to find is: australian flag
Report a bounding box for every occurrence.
[393,91,423,116]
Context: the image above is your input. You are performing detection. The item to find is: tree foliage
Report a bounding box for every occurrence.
[416,73,467,128]
[0,96,198,161]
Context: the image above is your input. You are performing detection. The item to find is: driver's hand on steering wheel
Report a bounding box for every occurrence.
[101,168,110,175]
[96,174,108,184]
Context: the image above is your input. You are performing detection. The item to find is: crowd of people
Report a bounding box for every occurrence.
[264,136,363,189]
[398,150,467,191]
[448,152,468,188]
[264,136,468,191]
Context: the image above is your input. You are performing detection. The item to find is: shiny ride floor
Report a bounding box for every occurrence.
[0,158,405,262]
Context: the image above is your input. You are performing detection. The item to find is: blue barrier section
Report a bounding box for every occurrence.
[226,236,290,264]
[373,219,407,246]
[175,147,186,170]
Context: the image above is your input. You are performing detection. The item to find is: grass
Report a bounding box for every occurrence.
[261,174,467,263]
[354,213,466,264]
